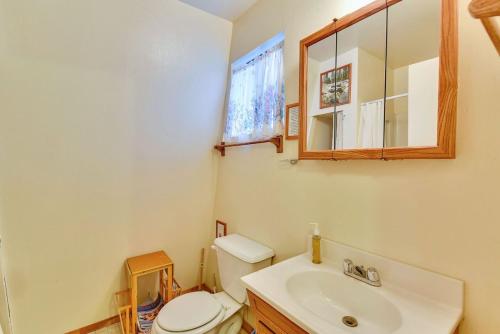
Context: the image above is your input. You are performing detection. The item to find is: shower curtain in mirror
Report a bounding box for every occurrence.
[358,100,384,148]
[223,42,284,143]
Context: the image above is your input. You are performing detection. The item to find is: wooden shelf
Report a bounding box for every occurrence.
[214,135,284,156]
[469,0,500,54]
[127,251,173,276]
[121,250,175,334]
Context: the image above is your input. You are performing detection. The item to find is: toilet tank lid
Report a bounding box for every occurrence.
[214,234,274,263]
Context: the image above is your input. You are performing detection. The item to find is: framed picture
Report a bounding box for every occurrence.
[216,220,227,238]
[285,103,300,140]
[320,63,352,109]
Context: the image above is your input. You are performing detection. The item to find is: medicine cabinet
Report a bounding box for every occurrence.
[299,0,457,160]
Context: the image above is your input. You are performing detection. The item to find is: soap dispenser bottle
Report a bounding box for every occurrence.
[310,223,321,264]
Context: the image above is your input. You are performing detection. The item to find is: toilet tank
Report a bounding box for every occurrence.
[214,234,274,304]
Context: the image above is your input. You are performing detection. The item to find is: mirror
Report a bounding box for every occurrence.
[305,9,388,153]
[385,0,441,148]
[299,0,456,160]
[336,9,386,150]
[306,33,337,151]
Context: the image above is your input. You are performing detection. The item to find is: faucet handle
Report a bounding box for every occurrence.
[367,267,380,283]
[343,259,353,273]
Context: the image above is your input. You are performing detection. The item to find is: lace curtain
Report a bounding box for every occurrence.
[223,41,284,143]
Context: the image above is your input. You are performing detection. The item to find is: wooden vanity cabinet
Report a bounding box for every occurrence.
[248,290,461,334]
[247,290,308,334]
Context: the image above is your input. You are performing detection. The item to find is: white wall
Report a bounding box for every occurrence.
[408,57,439,146]
[210,1,500,334]
[0,0,232,333]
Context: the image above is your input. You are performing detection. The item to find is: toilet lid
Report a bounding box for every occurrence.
[157,291,223,332]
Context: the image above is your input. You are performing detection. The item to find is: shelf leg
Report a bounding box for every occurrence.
[159,269,165,301]
[131,275,137,334]
[167,264,173,302]
[125,307,130,334]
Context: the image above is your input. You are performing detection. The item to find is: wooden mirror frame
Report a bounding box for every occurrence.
[298,0,457,160]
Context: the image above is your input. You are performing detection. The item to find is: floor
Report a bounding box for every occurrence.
[92,324,247,334]
[90,323,121,334]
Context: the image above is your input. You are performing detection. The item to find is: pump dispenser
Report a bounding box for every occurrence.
[310,223,321,264]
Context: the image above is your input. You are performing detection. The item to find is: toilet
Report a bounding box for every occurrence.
[152,234,274,334]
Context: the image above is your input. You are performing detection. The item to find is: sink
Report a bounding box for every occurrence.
[286,271,402,333]
[241,239,463,334]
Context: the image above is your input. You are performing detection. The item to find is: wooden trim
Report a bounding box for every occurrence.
[65,315,120,334]
[469,0,500,54]
[285,103,299,140]
[181,283,211,294]
[333,148,383,160]
[469,0,500,18]
[299,0,457,160]
[214,135,283,156]
[216,220,227,238]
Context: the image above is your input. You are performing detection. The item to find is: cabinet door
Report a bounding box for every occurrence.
[255,316,285,334]
[302,32,337,159]
[332,7,386,159]
[384,0,441,149]
[248,290,308,334]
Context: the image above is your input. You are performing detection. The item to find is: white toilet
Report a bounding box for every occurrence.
[152,234,274,334]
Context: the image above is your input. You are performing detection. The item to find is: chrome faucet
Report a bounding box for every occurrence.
[343,259,381,287]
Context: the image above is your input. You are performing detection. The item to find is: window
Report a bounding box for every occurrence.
[223,33,285,143]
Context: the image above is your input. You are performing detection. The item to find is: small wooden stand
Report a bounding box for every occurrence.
[124,251,174,334]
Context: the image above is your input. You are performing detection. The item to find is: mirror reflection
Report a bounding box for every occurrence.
[337,9,386,150]
[306,9,387,151]
[307,33,337,151]
[304,0,443,155]
[385,0,441,148]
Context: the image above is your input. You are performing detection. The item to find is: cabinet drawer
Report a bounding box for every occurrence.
[248,290,308,334]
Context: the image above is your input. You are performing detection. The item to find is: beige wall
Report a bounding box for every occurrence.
[0,216,11,334]
[212,1,500,334]
[0,0,231,333]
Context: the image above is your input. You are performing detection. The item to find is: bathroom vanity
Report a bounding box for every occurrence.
[242,239,463,334]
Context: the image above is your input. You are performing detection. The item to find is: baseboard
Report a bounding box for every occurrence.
[65,284,213,334]
[181,283,212,294]
[65,315,120,334]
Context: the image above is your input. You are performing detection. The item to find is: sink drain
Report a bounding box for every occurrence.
[342,316,358,328]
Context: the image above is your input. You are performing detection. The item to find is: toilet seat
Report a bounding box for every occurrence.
[154,292,226,334]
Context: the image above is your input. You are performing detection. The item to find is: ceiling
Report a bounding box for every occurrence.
[178,0,258,21]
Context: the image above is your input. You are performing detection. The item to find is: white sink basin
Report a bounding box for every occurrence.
[287,271,402,333]
[241,239,463,334]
